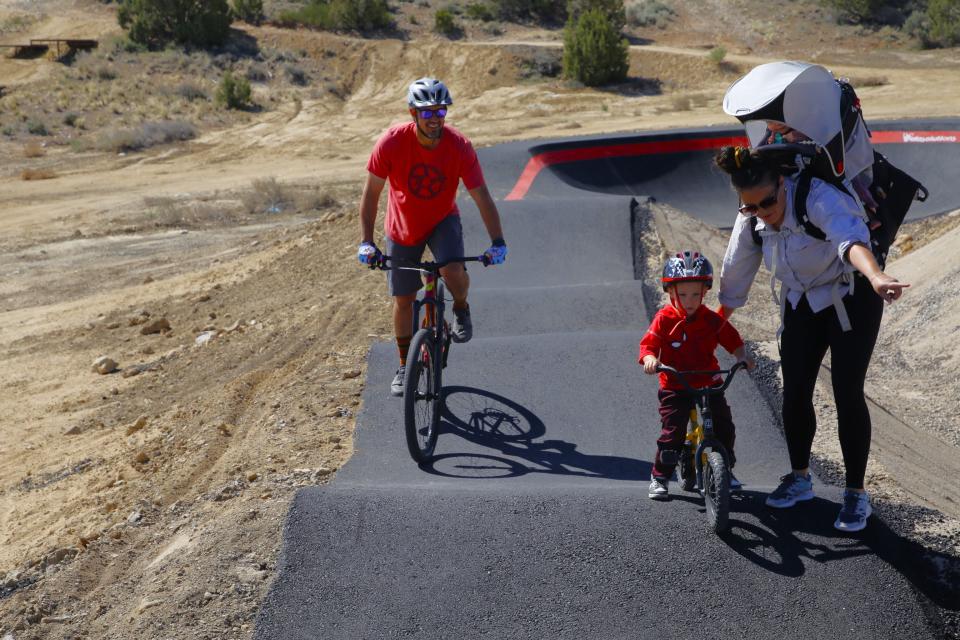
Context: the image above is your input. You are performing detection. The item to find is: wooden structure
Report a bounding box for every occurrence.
[0,38,98,59]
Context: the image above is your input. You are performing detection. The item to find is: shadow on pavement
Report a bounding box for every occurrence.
[425,386,650,481]
[720,492,960,613]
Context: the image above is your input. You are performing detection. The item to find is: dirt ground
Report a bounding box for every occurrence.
[1,1,959,638]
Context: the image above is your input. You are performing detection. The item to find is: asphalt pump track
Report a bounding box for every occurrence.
[255,121,960,639]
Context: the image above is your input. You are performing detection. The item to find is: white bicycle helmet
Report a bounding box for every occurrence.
[407,77,453,108]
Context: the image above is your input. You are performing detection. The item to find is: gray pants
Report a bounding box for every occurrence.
[386,215,465,296]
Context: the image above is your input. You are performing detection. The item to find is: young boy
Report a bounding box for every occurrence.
[639,250,754,500]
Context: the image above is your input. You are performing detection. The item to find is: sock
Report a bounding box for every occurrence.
[453,301,469,312]
[397,335,411,367]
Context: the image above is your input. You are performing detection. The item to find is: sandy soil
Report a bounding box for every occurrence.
[1,1,959,637]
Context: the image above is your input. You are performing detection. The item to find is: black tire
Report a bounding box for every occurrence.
[404,329,441,463]
[678,445,696,492]
[702,450,731,534]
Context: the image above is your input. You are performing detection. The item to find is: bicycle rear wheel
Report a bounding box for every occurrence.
[403,328,441,463]
[702,450,731,534]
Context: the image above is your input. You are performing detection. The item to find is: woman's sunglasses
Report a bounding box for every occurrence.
[418,108,447,119]
[738,188,780,215]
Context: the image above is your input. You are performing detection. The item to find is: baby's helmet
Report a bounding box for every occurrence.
[661,250,713,292]
[407,77,453,108]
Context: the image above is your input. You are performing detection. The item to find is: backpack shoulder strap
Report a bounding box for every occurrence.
[792,172,827,241]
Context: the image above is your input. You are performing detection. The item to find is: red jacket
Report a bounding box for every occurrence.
[639,304,744,391]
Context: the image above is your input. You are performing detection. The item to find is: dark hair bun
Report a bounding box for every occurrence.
[714,145,777,189]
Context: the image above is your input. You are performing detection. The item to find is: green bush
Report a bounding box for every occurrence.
[567,0,626,31]
[27,120,48,136]
[215,71,252,109]
[626,0,675,27]
[928,0,960,46]
[434,8,462,35]
[465,2,496,20]
[707,45,726,64]
[233,0,264,25]
[821,0,894,24]
[562,7,628,86]
[276,0,392,31]
[117,0,232,48]
[903,9,934,46]
[492,0,567,22]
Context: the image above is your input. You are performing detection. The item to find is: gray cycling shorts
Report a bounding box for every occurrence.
[386,214,465,297]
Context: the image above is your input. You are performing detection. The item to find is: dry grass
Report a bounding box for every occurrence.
[23,142,45,158]
[21,169,57,180]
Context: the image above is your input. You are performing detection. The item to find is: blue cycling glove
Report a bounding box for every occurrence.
[357,241,382,266]
[482,238,507,266]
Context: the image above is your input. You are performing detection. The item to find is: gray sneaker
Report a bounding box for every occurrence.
[765,472,814,508]
[834,490,872,532]
[648,477,669,500]
[390,366,405,397]
[451,307,472,343]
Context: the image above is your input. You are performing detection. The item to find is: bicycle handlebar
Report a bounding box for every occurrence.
[370,255,488,271]
[655,361,747,395]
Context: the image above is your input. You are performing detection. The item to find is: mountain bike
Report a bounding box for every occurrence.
[374,255,486,463]
[656,362,746,534]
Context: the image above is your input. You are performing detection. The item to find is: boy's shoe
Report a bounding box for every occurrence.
[834,490,872,532]
[451,307,472,343]
[648,477,669,500]
[729,473,743,492]
[765,472,814,508]
[390,366,405,397]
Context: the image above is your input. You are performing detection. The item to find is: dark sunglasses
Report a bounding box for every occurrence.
[417,107,447,119]
[738,188,779,215]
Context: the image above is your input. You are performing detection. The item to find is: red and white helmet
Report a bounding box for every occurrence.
[661,250,714,292]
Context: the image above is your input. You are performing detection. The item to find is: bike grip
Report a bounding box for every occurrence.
[480,253,491,267]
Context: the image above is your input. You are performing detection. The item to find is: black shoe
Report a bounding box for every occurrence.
[390,366,405,397]
[451,307,472,343]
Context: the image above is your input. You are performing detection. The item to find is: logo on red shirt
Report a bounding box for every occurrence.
[407,163,446,199]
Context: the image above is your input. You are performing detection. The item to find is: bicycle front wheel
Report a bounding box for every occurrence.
[403,328,441,463]
[702,450,731,534]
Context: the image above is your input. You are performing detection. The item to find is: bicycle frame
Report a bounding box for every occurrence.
[661,363,746,493]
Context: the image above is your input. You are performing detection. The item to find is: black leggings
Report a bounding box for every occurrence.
[779,279,884,489]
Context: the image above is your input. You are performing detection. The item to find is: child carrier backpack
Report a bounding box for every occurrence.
[723,61,928,268]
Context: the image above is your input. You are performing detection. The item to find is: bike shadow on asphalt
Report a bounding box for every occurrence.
[420,386,651,481]
[681,489,960,613]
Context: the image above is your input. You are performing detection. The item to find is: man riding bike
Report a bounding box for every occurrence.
[357,77,507,396]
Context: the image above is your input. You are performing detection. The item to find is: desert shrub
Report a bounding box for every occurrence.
[242,177,295,214]
[232,0,264,25]
[117,0,232,48]
[215,71,252,109]
[246,63,270,82]
[820,0,908,24]
[434,8,462,35]
[903,9,934,46]
[626,0,675,27]
[97,65,117,80]
[276,0,392,31]
[63,113,80,127]
[492,0,567,22]
[175,82,208,100]
[465,2,496,20]
[707,45,726,64]
[285,64,309,85]
[518,47,562,77]
[95,120,197,152]
[21,169,57,180]
[928,0,960,46]
[27,119,48,136]
[562,7,628,86]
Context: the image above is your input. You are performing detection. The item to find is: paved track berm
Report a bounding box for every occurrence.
[255,122,960,639]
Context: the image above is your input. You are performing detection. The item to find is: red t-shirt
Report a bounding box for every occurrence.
[638,304,744,391]
[366,122,486,246]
